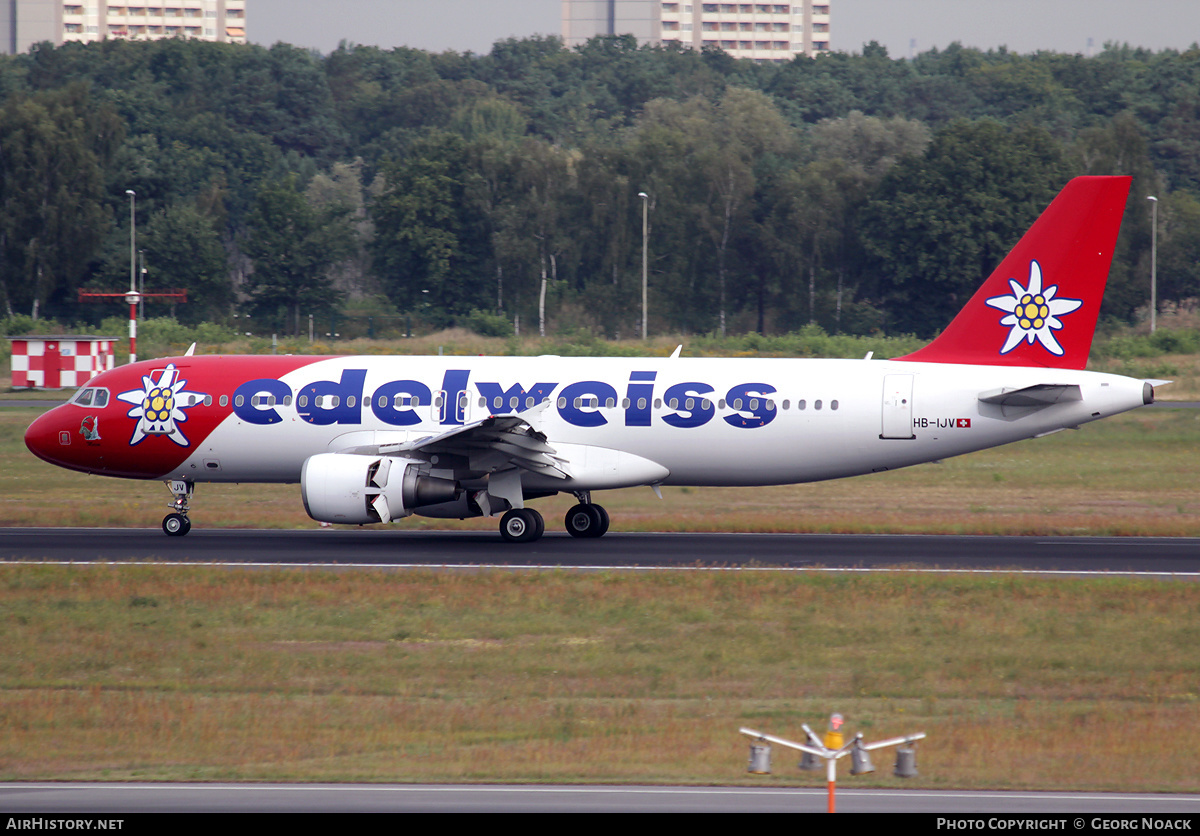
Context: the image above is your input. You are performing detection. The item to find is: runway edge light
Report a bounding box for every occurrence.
[748,744,771,774]
[894,746,919,778]
[739,721,927,813]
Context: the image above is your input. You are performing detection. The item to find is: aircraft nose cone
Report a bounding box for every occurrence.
[24,408,73,468]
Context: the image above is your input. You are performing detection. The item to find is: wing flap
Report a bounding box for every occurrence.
[387,413,572,479]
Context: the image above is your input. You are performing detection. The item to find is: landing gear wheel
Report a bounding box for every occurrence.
[565,504,609,538]
[162,513,190,536]
[499,508,545,543]
[163,480,194,537]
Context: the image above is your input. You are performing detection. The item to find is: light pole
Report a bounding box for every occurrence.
[638,191,648,340]
[1148,195,1158,334]
[124,189,140,364]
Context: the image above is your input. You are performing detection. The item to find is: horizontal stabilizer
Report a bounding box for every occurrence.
[978,384,1082,408]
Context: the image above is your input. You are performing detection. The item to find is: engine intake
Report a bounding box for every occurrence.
[301,453,459,524]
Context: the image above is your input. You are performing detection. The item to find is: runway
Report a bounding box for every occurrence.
[3,782,1200,813]
[1,528,1198,575]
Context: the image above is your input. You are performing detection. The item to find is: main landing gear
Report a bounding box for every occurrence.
[564,502,609,539]
[499,492,609,543]
[162,480,193,536]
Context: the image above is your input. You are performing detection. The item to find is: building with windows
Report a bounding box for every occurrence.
[562,1,829,60]
[0,0,247,54]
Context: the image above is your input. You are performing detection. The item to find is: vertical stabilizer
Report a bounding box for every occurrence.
[897,176,1131,369]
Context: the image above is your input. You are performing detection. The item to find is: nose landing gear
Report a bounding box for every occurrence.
[162,480,193,536]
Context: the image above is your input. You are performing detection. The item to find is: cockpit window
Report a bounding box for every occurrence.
[71,388,109,407]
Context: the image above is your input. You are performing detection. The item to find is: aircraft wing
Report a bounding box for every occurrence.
[386,413,572,480]
[334,400,572,482]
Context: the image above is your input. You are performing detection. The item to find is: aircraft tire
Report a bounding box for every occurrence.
[500,508,544,543]
[163,513,190,537]
[591,504,610,537]
[565,504,609,539]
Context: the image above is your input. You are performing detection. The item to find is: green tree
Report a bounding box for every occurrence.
[370,131,491,322]
[1156,190,1200,304]
[141,201,230,324]
[861,119,1073,336]
[242,176,355,334]
[0,85,123,319]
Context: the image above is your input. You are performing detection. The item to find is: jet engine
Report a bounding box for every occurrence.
[301,453,459,524]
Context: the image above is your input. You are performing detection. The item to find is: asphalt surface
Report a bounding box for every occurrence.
[2,783,1200,814]
[0,528,1198,575]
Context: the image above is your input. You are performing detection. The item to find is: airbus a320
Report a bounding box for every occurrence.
[24,176,1157,542]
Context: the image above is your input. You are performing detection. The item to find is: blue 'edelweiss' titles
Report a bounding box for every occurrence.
[231,370,779,430]
[985,260,1082,357]
[116,364,208,446]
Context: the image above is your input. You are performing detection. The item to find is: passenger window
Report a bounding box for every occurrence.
[831,400,839,411]
[815,400,823,410]
[219,395,229,407]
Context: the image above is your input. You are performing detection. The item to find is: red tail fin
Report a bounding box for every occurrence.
[897,175,1131,369]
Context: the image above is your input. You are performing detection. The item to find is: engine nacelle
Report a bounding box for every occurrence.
[301,453,459,524]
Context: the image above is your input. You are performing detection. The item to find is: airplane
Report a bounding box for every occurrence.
[24,175,1158,543]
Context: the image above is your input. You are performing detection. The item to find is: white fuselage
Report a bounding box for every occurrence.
[166,356,1149,489]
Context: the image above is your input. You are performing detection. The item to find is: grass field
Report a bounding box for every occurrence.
[0,566,1197,790]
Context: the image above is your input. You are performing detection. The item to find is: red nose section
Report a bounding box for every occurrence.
[24,407,76,469]
[23,403,173,478]
[24,354,325,480]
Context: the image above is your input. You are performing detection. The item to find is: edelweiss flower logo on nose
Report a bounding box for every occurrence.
[985,260,1082,356]
[116,364,208,447]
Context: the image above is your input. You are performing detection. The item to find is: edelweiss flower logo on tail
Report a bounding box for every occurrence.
[116,364,208,447]
[985,260,1082,356]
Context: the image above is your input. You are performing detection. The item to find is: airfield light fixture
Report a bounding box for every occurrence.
[849,735,875,775]
[740,721,926,813]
